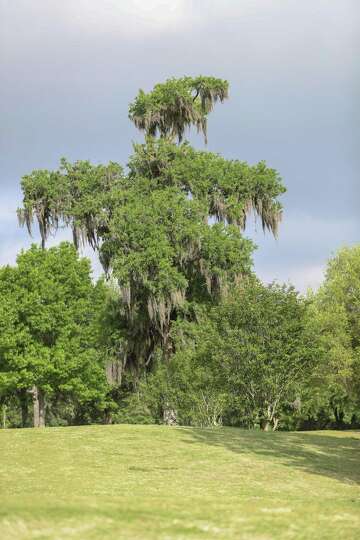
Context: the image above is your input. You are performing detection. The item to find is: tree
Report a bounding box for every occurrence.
[304,246,360,427]
[321,246,360,350]
[0,243,109,427]
[195,281,320,430]
[17,77,285,418]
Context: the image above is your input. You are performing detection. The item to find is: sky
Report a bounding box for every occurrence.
[1,0,359,292]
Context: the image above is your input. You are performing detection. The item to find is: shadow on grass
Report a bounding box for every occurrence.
[180,427,360,486]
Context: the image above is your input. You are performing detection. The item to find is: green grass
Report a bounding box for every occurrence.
[0,426,359,539]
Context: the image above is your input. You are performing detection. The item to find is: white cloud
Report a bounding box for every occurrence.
[2,0,192,40]
[257,263,325,294]
[66,0,189,33]
[248,212,358,293]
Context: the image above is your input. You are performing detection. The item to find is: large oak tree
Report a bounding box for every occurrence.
[18,77,285,411]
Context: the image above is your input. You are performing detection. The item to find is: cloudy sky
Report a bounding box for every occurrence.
[1,0,358,292]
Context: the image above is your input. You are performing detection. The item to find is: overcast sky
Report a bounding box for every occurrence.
[1,0,358,292]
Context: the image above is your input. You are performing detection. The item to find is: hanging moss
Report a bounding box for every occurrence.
[18,76,285,377]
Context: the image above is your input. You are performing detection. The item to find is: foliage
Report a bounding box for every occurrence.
[298,246,360,428]
[18,77,285,381]
[142,351,229,428]
[128,76,229,143]
[0,243,110,426]
[10,74,358,432]
[206,282,320,430]
[321,245,360,350]
[134,281,320,430]
[17,159,124,250]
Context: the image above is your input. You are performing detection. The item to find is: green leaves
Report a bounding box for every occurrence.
[306,245,360,422]
[17,136,285,377]
[129,139,285,234]
[17,75,285,387]
[128,76,229,143]
[0,243,108,413]
[193,281,320,429]
[18,159,124,250]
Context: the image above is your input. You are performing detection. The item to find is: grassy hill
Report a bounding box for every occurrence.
[0,425,359,539]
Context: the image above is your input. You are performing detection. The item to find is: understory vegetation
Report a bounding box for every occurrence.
[1,76,359,430]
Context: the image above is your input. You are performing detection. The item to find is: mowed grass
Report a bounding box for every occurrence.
[0,426,359,540]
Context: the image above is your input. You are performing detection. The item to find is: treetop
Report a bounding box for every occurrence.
[128,76,229,143]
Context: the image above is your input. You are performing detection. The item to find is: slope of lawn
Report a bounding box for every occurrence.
[0,425,359,540]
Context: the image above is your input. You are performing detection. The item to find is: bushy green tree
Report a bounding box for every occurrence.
[322,246,360,350]
[207,282,320,430]
[0,243,109,427]
[301,246,360,428]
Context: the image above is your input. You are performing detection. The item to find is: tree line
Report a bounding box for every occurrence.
[1,76,359,430]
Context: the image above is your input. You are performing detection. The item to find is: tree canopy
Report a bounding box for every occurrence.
[142,280,320,430]
[303,246,360,427]
[0,243,109,427]
[6,74,356,431]
[17,76,285,383]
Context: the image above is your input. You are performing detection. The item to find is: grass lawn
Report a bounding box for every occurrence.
[0,425,359,539]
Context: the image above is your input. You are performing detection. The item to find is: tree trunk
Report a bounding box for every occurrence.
[260,404,279,431]
[260,419,271,431]
[32,386,46,428]
[104,410,113,424]
[162,324,178,426]
[334,406,344,428]
[163,403,177,426]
